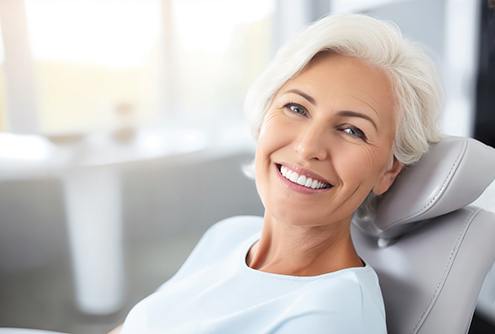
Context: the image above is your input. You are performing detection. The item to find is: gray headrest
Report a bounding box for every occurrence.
[353,136,495,239]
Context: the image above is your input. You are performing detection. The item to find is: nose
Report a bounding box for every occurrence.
[294,124,329,161]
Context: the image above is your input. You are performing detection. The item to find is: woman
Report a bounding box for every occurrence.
[111,13,441,334]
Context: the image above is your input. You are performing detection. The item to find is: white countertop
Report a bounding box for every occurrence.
[0,123,255,180]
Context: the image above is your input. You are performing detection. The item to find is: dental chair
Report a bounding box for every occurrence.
[352,135,495,334]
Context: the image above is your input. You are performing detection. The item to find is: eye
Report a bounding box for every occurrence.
[341,126,367,141]
[284,102,308,117]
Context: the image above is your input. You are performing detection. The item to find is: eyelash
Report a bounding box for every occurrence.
[285,102,308,116]
[340,126,367,141]
[283,102,368,141]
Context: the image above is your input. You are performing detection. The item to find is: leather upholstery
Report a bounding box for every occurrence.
[353,207,495,333]
[354,136,495,240]
[351,136,495,334]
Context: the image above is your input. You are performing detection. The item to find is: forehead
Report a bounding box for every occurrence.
[280,53,397,123]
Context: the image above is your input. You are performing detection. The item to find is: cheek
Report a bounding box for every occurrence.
[253,153,267,208]
[253,135,275,208]
[256,113,292,158]
[258,111,278,139]
[254,113,293,208]
[332,144,381,185]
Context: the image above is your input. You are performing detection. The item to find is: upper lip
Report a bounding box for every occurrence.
[277,162,333,185]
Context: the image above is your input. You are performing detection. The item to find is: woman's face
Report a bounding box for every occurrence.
[254,53,403,228]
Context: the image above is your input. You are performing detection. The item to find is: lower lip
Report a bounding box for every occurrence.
[274,163,332,194]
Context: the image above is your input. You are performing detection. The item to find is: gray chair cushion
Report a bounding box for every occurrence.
[352,135,495,333]
[354,136,495,239]
[352,207,495,334]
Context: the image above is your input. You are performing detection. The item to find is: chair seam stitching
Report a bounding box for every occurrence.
[412,207,481,334]
[390,140,468,228]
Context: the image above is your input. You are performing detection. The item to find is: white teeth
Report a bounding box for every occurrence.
[304,178,312,187]
[279,164,330,190]
[289,172,298,183]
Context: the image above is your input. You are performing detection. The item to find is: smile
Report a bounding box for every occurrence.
[275,163,333,193]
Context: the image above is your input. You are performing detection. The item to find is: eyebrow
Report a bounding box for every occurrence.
[284,89,378,131]
[336,110,378,131]
[286,89,317,105]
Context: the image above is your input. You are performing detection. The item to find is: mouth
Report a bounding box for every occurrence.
[275,163,333,192]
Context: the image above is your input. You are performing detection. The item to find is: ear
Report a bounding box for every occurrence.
[372,157,404,196]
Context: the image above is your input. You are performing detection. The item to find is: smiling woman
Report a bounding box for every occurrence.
[251,53,403,267]
[114,14,442,334]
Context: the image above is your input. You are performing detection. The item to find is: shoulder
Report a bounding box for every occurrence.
[299,272,367,311]
[156,216,263,290]
[179,216,262,269]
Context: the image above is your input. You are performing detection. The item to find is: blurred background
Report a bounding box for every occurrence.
[0,0,494,333]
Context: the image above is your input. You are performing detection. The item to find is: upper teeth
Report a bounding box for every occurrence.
[280,165,330,189]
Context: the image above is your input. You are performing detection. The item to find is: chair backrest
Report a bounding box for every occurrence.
[352,136,495,334]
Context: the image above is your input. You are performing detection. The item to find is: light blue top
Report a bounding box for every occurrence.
[121,216,387,333]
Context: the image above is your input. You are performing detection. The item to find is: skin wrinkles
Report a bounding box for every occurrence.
[283,89,380,132]
[249,53,404,276]
[274,94,379,148]
[351,93,381,119]
[332,183,362,216]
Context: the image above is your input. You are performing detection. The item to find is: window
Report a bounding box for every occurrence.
[24,0,163,135]
[170,0,274,127]
[0,26,6,132]
[19,0,274,136]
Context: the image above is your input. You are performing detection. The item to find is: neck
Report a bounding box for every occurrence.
[246,213,363,276]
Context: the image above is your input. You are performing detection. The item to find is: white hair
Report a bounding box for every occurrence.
[242,13,442,181]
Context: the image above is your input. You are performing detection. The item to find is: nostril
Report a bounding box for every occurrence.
[294,139,328,161]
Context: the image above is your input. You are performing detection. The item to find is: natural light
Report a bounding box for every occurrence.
[25,0,273,65]
[25,0,161,68]
[0,28,4,64]
[11,0,274,134]
[173,0,274,54]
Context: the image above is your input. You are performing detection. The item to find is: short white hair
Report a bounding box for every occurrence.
[243,13,442,179]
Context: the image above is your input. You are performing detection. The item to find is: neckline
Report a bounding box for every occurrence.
[240,231,371,281]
